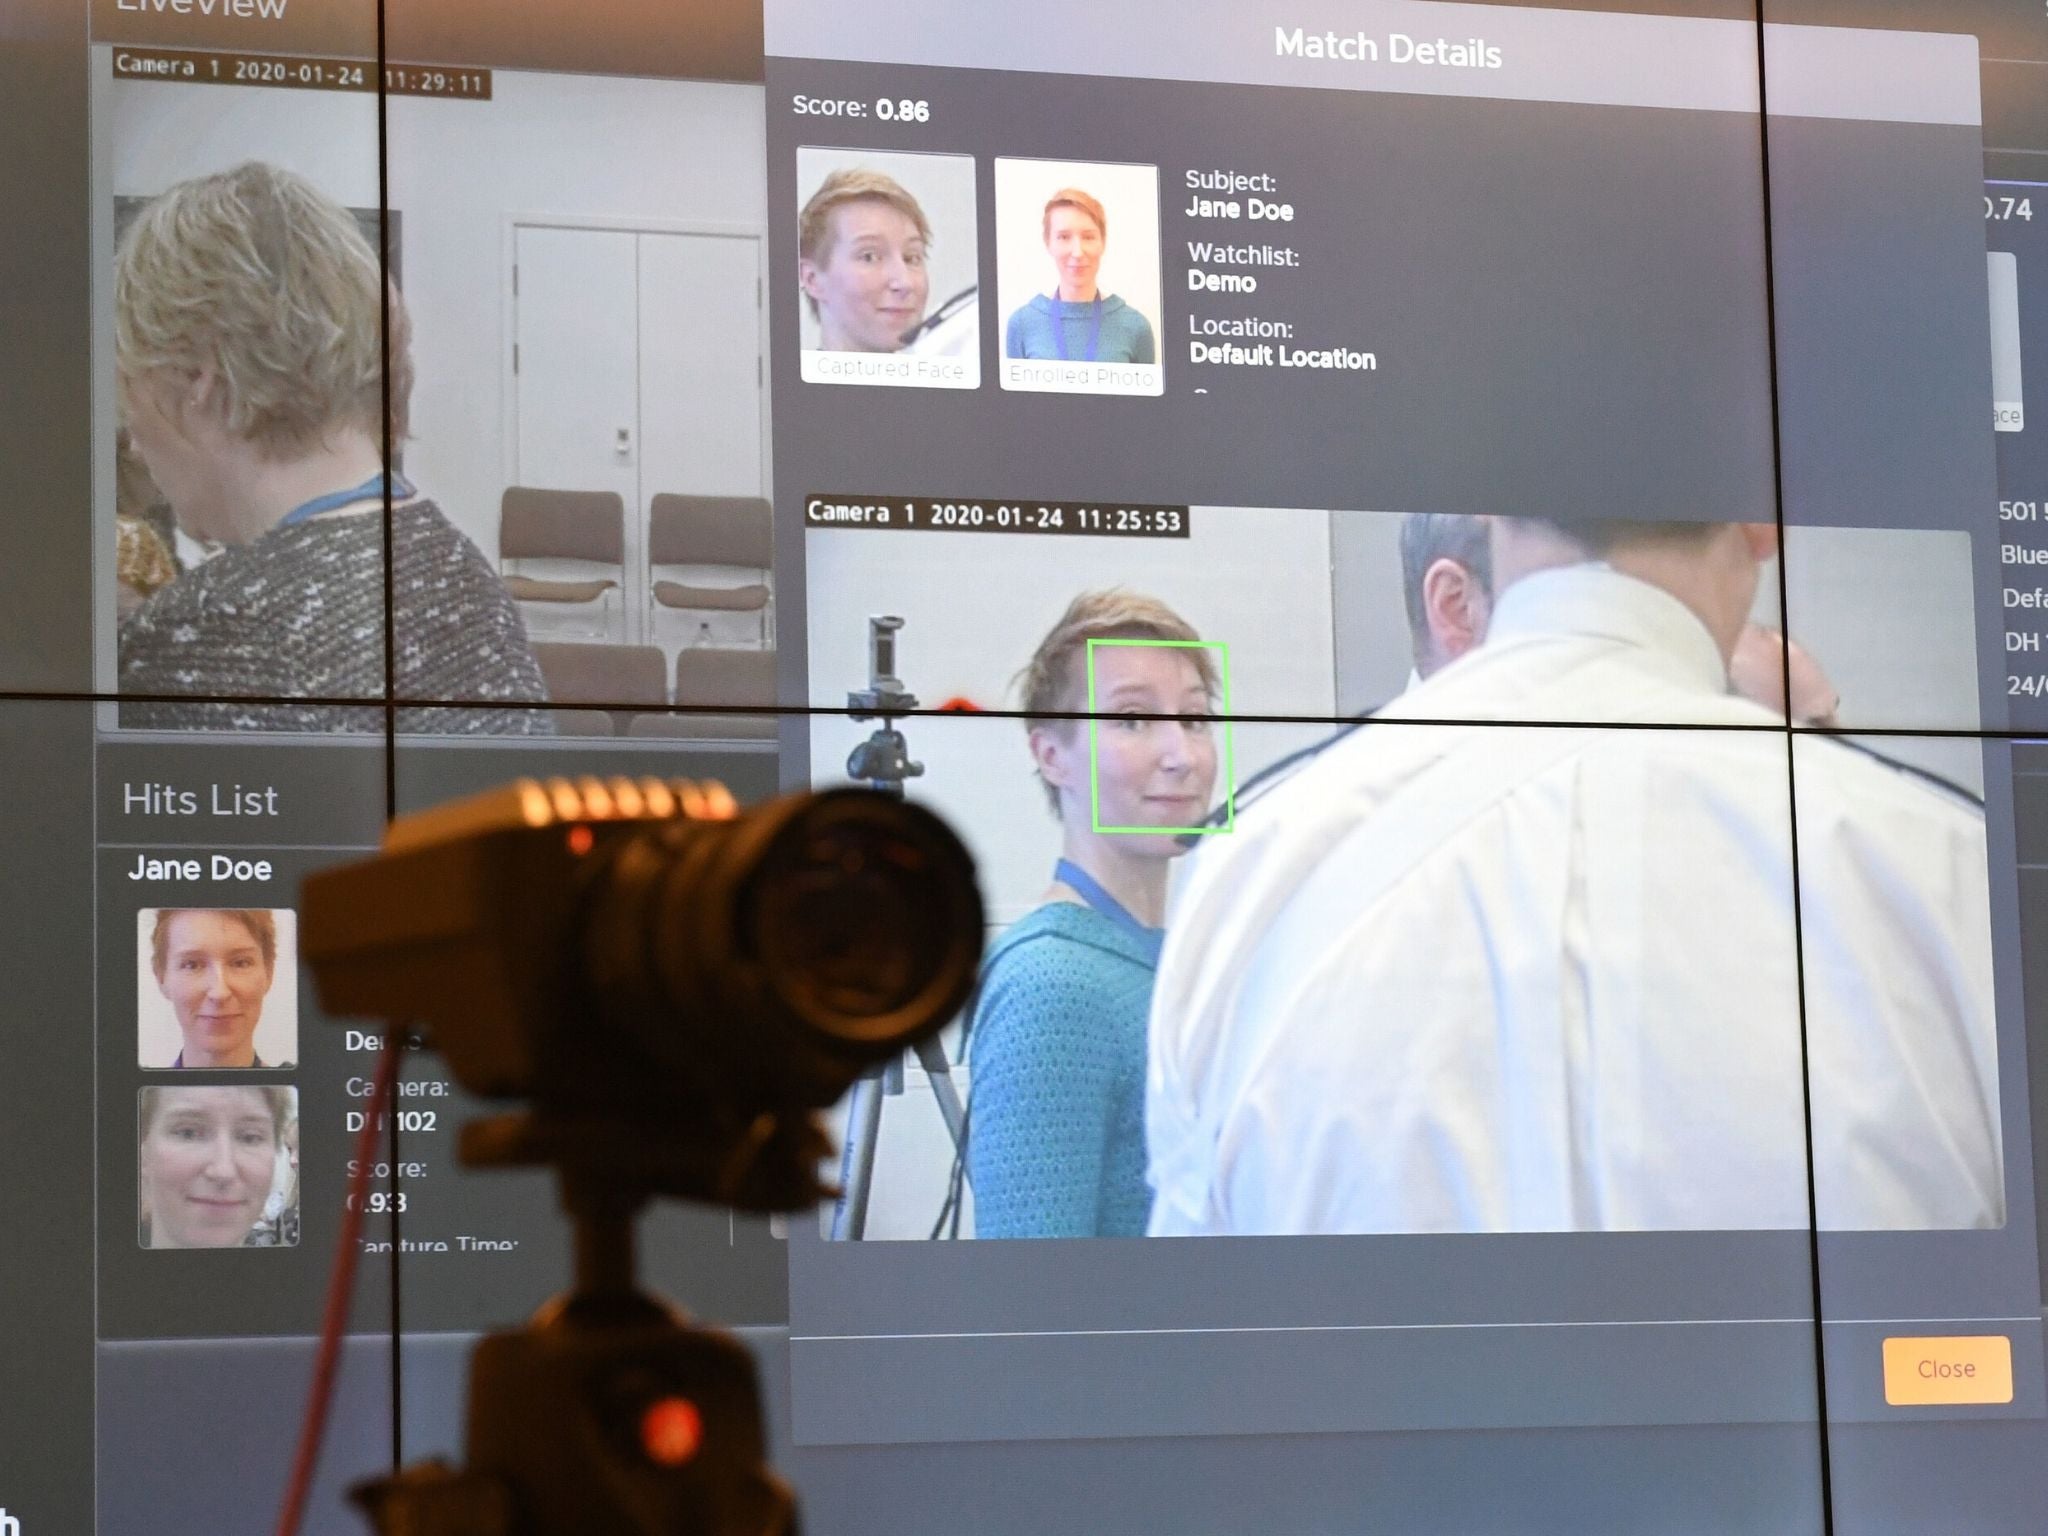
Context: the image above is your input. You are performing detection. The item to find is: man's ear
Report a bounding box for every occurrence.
[1740,522,1780,563]
[1423,558,1486,660]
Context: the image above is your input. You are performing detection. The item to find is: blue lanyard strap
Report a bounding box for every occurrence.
[1053,858,1163,963]
[277,470,415,528]
[1049,295,1103,363]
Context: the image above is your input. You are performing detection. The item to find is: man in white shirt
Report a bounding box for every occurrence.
[1148,517,2001,1235]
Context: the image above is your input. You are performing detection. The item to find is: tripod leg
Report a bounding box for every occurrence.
[913,1034,968,1153]
[828,1072,884,1240]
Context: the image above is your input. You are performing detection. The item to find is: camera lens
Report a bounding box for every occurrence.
[739,791,979,1045]
[579,789,983,1108]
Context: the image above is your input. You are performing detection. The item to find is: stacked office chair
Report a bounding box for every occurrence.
[628,645,777,740]
[647,494,773,647]
[532,641,666,735]
[499,487,626,640]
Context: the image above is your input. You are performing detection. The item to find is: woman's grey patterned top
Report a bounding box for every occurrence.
[118,499,554,734]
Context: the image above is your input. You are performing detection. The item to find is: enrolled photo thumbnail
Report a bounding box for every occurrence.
[137,1085,301,1250]
[995,157,1164,397]
[797,146,980,389]
[138,907,299,1070]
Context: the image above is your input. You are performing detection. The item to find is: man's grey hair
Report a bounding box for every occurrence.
[1398,513,1493,645]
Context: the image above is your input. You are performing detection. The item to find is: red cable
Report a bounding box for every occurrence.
[274,1033,402,1536]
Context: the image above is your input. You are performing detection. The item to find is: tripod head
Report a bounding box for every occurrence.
[846,615,925,797]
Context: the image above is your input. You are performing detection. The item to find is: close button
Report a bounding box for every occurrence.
[1882,1335,2014,1406]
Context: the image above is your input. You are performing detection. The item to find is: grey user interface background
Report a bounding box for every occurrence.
[93,1328,2048,1535]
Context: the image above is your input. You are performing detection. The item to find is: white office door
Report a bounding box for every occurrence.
[513,225,639,638]
[637,233,766,502]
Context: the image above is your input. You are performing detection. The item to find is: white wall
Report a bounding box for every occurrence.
[109,72,767,564]
[1329,508,1425,713]
[1775,525,1979,734]
[1777,525,1983,795]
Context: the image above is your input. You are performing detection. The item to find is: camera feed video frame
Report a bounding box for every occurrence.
[799,508,2006,1243]
[97,63,783,735]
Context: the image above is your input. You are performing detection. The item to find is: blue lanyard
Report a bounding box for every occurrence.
[1049,295,1102,362]
[1054,858,1163,963]
[276,470,414,528]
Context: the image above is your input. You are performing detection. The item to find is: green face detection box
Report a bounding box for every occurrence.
[1085,637,1235,835]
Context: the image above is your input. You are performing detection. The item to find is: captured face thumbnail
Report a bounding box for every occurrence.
[995,157,1164,396]
[137,1085,300,1250]
[808,511,2001,1241]
[797,146,980,388]
[138,907,298,1070]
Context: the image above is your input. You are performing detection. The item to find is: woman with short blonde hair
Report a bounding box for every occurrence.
[965,589,1219,1238]
[115,162,411,458]
[115,161,549,733]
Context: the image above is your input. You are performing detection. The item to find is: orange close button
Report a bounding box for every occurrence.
[1882,1335,2014,1406]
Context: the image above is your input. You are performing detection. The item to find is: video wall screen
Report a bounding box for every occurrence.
[3,0,2048,1531]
